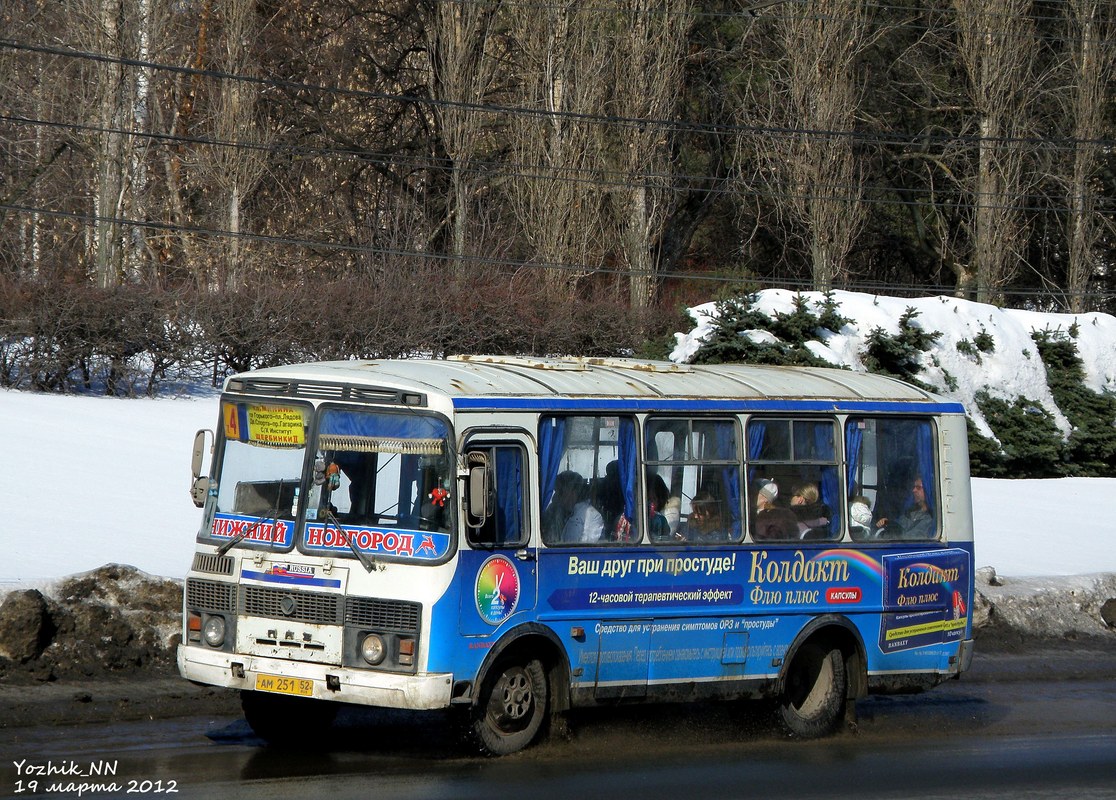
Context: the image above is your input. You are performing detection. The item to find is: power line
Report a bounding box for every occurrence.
[4,111,1112,217]
[0,199,711,282]
[2,38,1113,154]
[4,201,1114,302]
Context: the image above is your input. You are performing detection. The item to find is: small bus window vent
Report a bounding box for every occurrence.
[291,382,346,399]
[235,379,292,395]
[350,386,407,403]
[226,379,425,407]
[192,553,235,576]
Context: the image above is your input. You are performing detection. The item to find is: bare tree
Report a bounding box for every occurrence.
[1062,0,1115,312]
[423,0,506,269]
[744,0,873,291]
[62,0,166,286]
[197,0,270,290]
[0,4,73,280]
[504,1,612,294]
[951,0,1037,304]
[608,0,692,308]
[69,0,128,287]
[154,0,211,288]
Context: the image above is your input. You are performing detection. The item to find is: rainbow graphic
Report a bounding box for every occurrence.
[810,548,884,580]
[475,555,520,625]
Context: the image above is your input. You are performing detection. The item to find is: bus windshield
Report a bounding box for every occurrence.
[302,408,454,561]
[210,400,310,550]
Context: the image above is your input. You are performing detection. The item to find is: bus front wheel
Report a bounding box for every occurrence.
[777,643,847,738]
[470,657,548,756]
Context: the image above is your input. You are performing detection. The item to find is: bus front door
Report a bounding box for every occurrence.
[459,436,538,638]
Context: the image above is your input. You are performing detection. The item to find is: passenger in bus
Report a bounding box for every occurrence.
[662,494,681,536]
[563,479,606,543]
[789,482,831,539]
[752,480,799,541]
[597,461,625,535]
[682,486,736,542]
[542,470,604,544]
[848,496,874,540]
[876,477,933,539]
[647,474,672,542]
[542,470,582,543]
[755,479,779,512]
[684,489,727,542]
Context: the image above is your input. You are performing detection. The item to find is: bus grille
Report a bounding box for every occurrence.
[185,578,237,613]
[345,597,421,632]
[187,580,421,632]
[242,586,342,624]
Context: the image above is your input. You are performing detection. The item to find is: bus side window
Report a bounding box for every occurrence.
[746,418,841,542]
[538,415,640,545]
[644,417,742,545]
[846,417,938,541]
[467,445,527,548]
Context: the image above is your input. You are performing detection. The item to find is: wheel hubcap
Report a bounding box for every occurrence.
[501,671,532,720]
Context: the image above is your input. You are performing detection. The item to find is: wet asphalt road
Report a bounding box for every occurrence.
[2,648,1114,800]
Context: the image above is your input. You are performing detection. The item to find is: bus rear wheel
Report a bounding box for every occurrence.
[777,643,847,738]
[470,658,548,756]
[241,690,338,747]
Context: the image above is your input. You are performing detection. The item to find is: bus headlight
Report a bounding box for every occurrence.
[360,633,386,665]
[202,615,226,648]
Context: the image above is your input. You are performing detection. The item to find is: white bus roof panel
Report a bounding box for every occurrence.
[229,356,958,409]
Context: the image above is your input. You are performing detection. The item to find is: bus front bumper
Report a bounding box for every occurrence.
[177,644,454,711]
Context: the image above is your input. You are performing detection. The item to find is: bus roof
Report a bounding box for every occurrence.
[225,356,964,414]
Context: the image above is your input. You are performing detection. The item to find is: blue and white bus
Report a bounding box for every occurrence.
[179,356,975,754]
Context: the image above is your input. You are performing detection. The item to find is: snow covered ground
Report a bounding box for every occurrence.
[1,388,1114,588]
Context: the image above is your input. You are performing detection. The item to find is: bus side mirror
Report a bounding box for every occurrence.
[466,459,490,528]
[191,429,214,508]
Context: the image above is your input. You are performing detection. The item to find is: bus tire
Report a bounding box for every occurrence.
[241,690,337,747]
[470,657,548,756]
[777,643,847,739]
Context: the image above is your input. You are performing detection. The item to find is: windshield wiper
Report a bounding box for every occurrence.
[218,479,285,556]
[323,509,376,573]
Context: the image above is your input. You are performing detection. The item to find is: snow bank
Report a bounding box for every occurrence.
[671,289,1116,439]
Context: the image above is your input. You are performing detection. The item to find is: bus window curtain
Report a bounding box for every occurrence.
[617,418,637,534]
[495,448,522,544]
[812,422,835,460]
[845,421,863,497]
[320,409,447,440]
[718,423,742,534]
[538,417,566,511]
[815,425,839,534]
[917,422,936,515]
[746,420,766,486]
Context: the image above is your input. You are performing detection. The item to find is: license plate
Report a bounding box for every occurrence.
[255,673,314,697]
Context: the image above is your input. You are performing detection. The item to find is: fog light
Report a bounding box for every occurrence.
[398,637,415,667]
[203,615,226,648]
[361,633,386,665]
[187,612,202,643]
